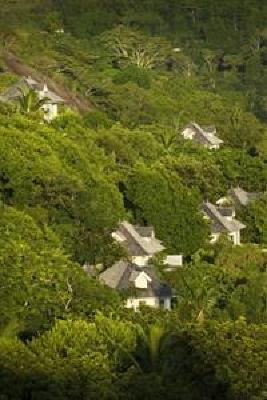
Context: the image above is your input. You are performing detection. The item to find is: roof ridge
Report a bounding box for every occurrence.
[120,221,164,255]
[204,202,233,231]
[191,122,223,144]
[204,202,245,232]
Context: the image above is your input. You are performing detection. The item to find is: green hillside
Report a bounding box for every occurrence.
[0,1,266,399]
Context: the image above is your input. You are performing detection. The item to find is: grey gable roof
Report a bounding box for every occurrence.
[202,125,216,133]
[229,187,262,207]
[99,261,172,298]
[188,122,224,146]
[99,260,128,289]
[217,207,235,217]
[0,77,26,100]
[203,202,246,233]
[134,226,154,238]
[114,221,165,256]
[0,76,65,104]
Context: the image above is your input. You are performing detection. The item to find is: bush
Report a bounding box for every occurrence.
[113,65,152,89]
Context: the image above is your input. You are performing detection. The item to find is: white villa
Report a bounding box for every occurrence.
[99,221,182,311]
[181,122,223,149]
[0,76,65,122]
[203,202,246,245]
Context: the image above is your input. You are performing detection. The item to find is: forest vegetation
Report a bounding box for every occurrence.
[0,1,266,399]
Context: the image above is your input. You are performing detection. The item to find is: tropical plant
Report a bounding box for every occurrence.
[16,87,48,114]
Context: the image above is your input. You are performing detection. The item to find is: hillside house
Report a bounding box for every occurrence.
[216,187,262,208]
[203,202,246,245]
[100,221,182,310]
[112,221,165,266]
[181,122,223,149]
[0,76,65,121]
[112,221,183,268]
[228,187,261,207]
[100,260,173,311]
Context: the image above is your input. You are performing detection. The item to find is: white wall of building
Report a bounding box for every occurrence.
[182,127,195,139]
[211,231,241,245]
[210,233,220,243]
[134,272,152,289]
[132,255,151,266]
[229,231,240,245]
[126,297,159,311]
[206,143,219,150]
[125,296,172,311]
[42,103,58,122]
[163,297,172,310]
[164,255,183,267]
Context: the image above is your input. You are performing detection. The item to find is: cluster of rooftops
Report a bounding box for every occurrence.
[85,187,262,311]
[99,221,178,311]
[0,77,262,310]
[1,77,224,149]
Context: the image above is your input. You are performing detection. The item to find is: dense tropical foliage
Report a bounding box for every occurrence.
[0,1,266,399]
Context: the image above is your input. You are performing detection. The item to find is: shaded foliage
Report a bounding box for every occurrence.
[0,1,266,399]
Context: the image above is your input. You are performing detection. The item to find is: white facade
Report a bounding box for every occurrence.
[182,127,195,140]
[211,231,241,245]
[38,85,59,122]
[42,103,58,122]
[125,296,171,311]
[210,233,220,243]
[206,143,220,150]
[132,255,151,266]
[229,230,241,245]
[164,255,183,270]
[133,272,152,289]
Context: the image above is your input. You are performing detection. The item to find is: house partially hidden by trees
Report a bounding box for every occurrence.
[203,202,246,245]
[100,260,173,311]
[217,187,262,208]
[111,221,164,266]
[100,221,182,310]
[181,122,223,149]
[0,76,65,121]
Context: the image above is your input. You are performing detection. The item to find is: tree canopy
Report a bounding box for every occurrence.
[0,0,266,398]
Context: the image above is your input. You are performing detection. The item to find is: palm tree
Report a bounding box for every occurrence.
[159,129,178,151]
[136,323,170,372]
[16,87,48,114]
[158,112,185,152]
